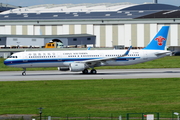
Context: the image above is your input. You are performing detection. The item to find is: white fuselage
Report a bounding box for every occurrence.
[4,49,169,68]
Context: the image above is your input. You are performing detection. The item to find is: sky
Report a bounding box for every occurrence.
[1,0,180,7]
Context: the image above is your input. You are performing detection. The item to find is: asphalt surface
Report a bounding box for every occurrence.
[0,68,180,81]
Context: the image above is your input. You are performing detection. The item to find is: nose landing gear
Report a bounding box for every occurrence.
[22,68,26,76]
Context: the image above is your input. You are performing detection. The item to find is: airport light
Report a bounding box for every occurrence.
[38,107,43,120]
[174,112,179,120]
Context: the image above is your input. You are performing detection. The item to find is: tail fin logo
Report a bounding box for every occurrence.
[155,36,166,46]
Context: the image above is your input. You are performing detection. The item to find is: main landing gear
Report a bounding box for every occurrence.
[22,68,26,76]
[82,69,97,74]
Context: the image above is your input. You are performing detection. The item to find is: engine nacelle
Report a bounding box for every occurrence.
[69,63,86,72]
[58,67,69,71]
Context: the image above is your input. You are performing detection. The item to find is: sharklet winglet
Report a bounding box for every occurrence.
[124,45,132,56]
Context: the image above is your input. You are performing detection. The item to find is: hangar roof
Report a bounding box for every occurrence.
[1,2,137,13]
[0,3,179,20]
[0,3,19,12]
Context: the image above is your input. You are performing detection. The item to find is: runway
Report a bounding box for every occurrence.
[0,68,180,81]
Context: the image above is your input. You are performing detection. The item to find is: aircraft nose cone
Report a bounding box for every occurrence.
[4,59,11,66]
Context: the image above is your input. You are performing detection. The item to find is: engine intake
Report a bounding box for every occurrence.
[69,63,86,72]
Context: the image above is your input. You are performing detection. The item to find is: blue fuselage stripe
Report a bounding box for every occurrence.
[4,57,140,66]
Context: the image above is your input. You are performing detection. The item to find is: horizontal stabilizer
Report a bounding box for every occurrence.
[155,51,171,56]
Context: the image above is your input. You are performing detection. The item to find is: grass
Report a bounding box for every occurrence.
[100,56,180,69]
[0,78,179,117]
[1,56,180,71]
[0,56,180,118]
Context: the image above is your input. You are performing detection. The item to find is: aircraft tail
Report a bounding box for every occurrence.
[143,26,169,50]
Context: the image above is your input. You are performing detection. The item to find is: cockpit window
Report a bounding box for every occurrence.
[10,56,18,58]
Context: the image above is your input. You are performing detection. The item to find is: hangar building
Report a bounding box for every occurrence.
[0,1,179,48]
[0,34,96,48]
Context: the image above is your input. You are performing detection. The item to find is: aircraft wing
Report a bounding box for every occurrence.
[76,46,132,65]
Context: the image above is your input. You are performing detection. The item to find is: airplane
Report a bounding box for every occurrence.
[4,26,170,76]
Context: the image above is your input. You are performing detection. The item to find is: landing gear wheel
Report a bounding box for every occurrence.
[22,72,26,76]
[22,68,26,76]
[82,69,88,74]
[90,69,97,74]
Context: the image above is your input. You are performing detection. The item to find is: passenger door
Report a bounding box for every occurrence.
[57,52,62,61]
[23,53,28,62]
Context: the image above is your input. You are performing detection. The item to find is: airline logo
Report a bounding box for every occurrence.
[155,36,166,46]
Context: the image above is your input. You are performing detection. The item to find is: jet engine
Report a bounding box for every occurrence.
[69,63,86,72]
[58,67,69,71]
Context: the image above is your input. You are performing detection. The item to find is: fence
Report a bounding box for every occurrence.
[32,112,180,120]
[2,112,180,120]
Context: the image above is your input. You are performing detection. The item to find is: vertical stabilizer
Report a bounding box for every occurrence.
[143,26,169,50]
